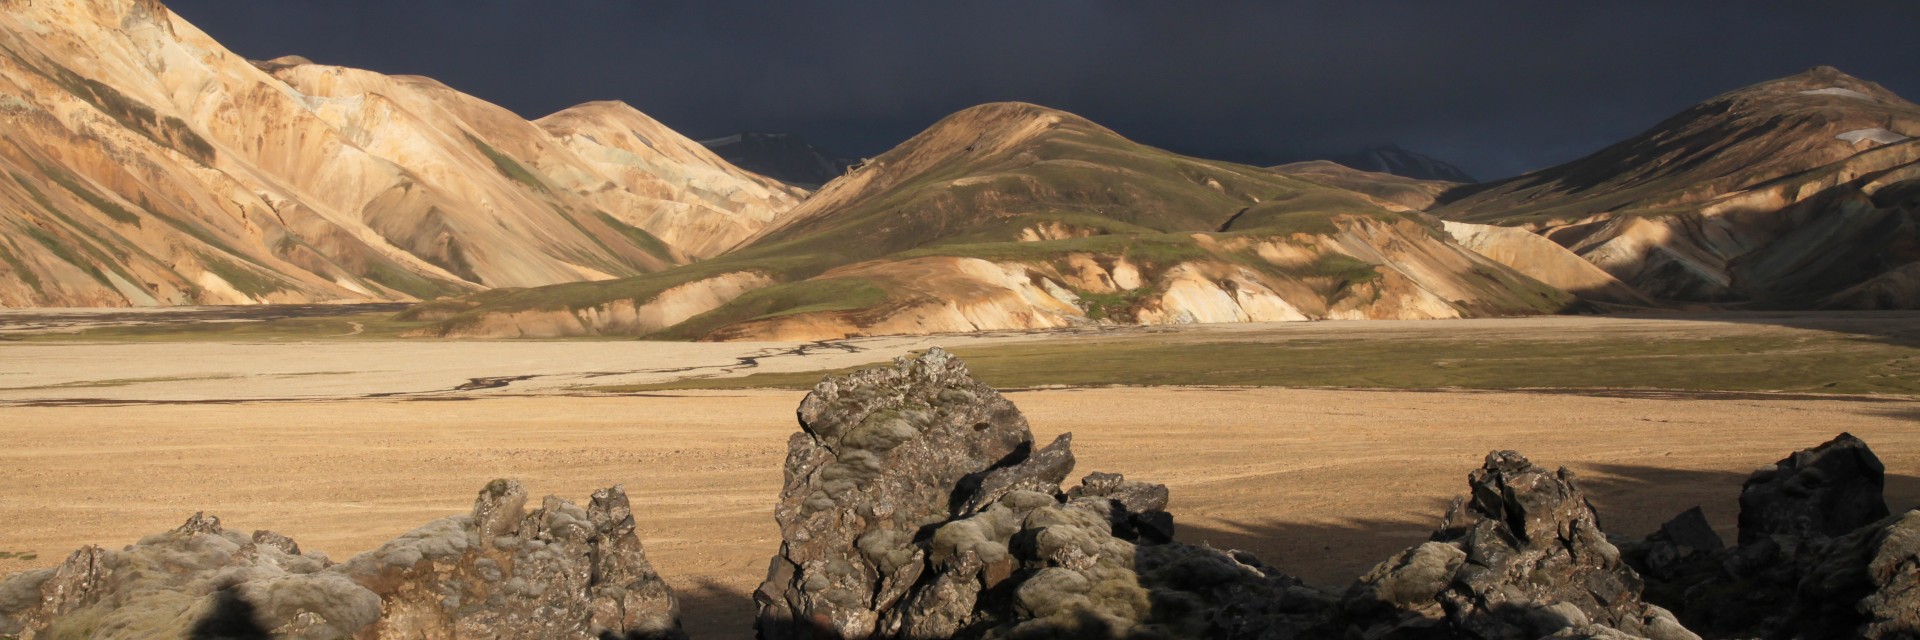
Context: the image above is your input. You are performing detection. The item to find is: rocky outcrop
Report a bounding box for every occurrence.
[0,482,682,640]
[1738,432,1890,548]
[1621,433,1905,639]
[1338,451,1697,640]
[753,348,1331,639]
[1785,509,1920,639]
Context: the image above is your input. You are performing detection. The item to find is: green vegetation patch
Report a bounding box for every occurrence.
[0,240,42,293]
[592,211,675,262]
[1071,286,1157,321]
[23,225,110,287]
[466,133,552,195]
[43,63,215,163]
[598,328,1920,397]
[16,311,431,343]
[40,167,140,227]
[193,252,285,297]
[363,258,470,301]
[900,233,1209,268]
[653,277,891,340]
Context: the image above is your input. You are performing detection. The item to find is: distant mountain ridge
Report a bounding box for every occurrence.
[700,132,853,188]
[1329,145,1478,183]
[412,102,1597,340]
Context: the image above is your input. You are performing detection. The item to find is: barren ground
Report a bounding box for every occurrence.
[1,312,1916,639]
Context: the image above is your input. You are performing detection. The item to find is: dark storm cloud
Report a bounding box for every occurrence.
[164,0,1920,180]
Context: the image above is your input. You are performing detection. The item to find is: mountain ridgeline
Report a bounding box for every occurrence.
[2,0,1915,338]
[407,102,1583,339]
[0,0,802,308]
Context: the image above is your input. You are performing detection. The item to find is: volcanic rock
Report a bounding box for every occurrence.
[754,348,1331,639]
[1785,509,1920,639]
[0,481,682,640]
[1339,451,1697,640]
[1626,434,1899,639]
[1738,432,1890,548]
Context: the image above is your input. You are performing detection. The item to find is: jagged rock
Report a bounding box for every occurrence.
[341,480,684,639]
[1628,434,1896,639]
[755,347,1037,638]
[1782,509,1920,640]
[0,481,682,640]
[755,348,1330,639]
[1339,451,1697,640]
[1738,432,1889,548]
[0,512,365,640]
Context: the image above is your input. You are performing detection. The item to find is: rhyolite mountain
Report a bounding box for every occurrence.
[410,102,1607,339]
[1438,66,1920,308]
[701,132,855,189]
[1328,144,1478,183]
[0,0,802,308]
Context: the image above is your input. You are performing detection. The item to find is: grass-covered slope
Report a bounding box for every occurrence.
[412,102,1580,340]
[1436,66,1920,307]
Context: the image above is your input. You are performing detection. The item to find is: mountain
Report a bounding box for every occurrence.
[0,0,801,308]
[1329,145,1478,183]
[410,102,1598,340]
[1270,160,1455,210]
[1437,66,1920,308]
[700,132,854,188]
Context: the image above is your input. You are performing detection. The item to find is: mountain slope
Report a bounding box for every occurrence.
[413,102,1583,340]
[700,132,853,189]
[1329,145,1477,183]
[0,0,800,307]
[1438,66,1920,307]
[1271,160,1456,211]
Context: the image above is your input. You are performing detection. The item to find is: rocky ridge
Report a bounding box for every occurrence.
[3,350,1915,639]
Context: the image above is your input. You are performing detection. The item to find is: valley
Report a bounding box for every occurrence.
[2,311,1916,638]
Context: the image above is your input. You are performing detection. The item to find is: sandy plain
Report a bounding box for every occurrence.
[1,313,1917,639]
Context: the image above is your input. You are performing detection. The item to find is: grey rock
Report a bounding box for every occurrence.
[0,481,682,640]
[755,347,1038,639]
[754,347,1329,639]
[342,480,684,639]
[1340,451,1698,640]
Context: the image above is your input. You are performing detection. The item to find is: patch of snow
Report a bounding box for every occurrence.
[1800,87,1872,100]
[697,134,743,147]
[1837,128,1910,145]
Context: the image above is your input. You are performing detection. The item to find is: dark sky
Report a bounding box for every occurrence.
[164,1,1920,181]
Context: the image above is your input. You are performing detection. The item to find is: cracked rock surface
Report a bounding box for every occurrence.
[0,483,682,640]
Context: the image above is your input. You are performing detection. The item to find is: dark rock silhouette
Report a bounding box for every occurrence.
[1785,509,1920,639]
[1738,432,1890,547]
[1623,433,1909,640]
